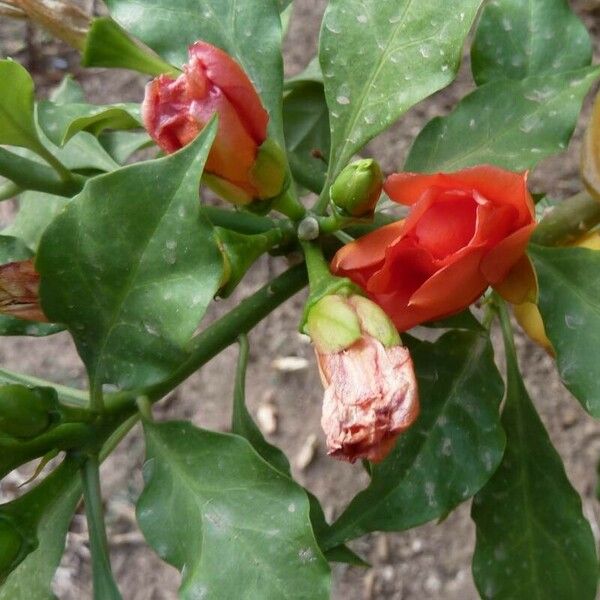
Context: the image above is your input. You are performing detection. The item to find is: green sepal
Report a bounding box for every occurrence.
[214,226,283,297]
[82,17,179,77]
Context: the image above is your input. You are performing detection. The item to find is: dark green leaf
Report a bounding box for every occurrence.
[3,192,69,252]
[0,235,62,337]
[285,57,323,89]
[0,60,45,154]
[82,17,179,77]
[137,420,331,599]
[283,82,329,194]
[405,67,600,172]
[471,0,592,85]
[323,331,505,549]
[0,458,81,599]
[471,302,597,600]
[98,131,153,165]
[104,0,285,142]
[421,309,483,331]
[529,244,600,417]
[319,0,483,177]
[36,121,223,392]
[37,100,141,146]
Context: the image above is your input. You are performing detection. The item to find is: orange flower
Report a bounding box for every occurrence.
[307,294,419,463]
[142,41,285,205]
[0,260,47,322]
[332,166,536,331]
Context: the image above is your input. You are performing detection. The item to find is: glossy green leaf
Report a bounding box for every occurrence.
[36,121,223,392]
[232,337,363,565]
[529,244,600,417]
[98,131,153,165]
[471,302,598,600]
[37,100,141,147]
[0,60,45,155]
[4,192,69,251]
[319,0,483,177]
[137,420,331,599]
[405,67,600,172]
[82,17,179,77]
[104,0,285,142]
[0,458,81,599]
[323,331,505,549]
[283,82,329,194]
[0,235,61,337]
[471,0,592,85]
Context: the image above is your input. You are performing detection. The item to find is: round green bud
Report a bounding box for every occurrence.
[0,519,24,575]
[0,385,53,439]
[330,159,383,217]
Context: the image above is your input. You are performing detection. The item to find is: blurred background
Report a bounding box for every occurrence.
[0,1,599,598]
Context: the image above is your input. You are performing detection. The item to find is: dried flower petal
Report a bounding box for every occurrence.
[0,260,47,322]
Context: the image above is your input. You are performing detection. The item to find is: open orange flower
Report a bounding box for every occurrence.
[332,166,536,331]
[143,41,285,205]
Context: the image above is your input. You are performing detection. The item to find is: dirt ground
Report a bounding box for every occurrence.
[1,2,600,599]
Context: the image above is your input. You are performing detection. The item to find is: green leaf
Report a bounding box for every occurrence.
[471,301,598,600]
[104,0,285,142]
[36,120,224,392]
[421,309,483,331]
[319,0,483,178]
[4,192,69,252]
[137,420,331,599]
[0,235,62,337]
[0,458,81,599]
[232,335,291,475]
[283,82,329,194]
[37,100,141,147]
[471,0,592,85]
[529,244,600,417]
[98,131,153,165]
[0,60,45,155]
[49,76,86,105]
[405,67,600,172]
[323,331,505,549]
[82,17,179,77]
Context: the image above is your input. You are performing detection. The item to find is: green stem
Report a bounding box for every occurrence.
[203,206,279,235]
[532,191,600,246]
[81,455,122,600]
[0,147,84,197]
[32,142,74,183]
[301,240,335,292]
[0,366,89,406]
[0,181,21,201]
[105,263,308,412]
[495,294,520,386]
[272,187,306,220]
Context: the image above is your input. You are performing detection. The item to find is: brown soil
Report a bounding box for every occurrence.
[1,2,599,599]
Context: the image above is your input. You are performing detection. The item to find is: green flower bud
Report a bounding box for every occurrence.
[330,159,383,217]
[0,385,54,439]
[0,519,24,576]
[306,294,400,353]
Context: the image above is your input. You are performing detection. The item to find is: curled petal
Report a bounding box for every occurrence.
[318,337,419,463]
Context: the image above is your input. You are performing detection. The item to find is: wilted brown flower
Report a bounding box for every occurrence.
[0,260,47,322]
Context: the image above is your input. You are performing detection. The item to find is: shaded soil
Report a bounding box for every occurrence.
[1,2,599,598]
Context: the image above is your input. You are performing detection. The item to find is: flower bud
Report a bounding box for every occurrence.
[306,294,418,463]
[0,260,47,322]
[0,385,55,439]
[330,159,383,217]
[142,41,286,205]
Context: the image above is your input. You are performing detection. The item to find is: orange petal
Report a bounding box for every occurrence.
[480,223,536,284]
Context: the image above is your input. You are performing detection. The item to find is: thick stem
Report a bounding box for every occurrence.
[532,191,600,246]
[496,295,521,386]
[272,187,306,220]
[203,206,279,234]
[106,263,308,412]
[301,240,335,292]
[0,147,84,197]
[81,456,122,600]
